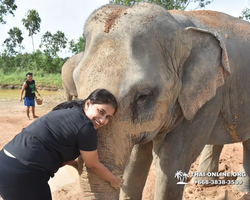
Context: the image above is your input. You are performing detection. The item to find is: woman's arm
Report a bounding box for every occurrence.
[80,150,123,189]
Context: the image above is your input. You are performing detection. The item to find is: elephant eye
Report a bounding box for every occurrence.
[138,94,148,101]
[136,89,153,106]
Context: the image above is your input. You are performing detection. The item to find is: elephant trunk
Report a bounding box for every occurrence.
[78,122,134,199]
[78,158,120,200]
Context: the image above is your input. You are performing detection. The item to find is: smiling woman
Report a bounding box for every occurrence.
[0,88,123,200]
[52,88,118,128]
[84,101,114,129]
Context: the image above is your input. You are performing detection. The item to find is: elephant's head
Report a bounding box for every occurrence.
[75,3,230,199]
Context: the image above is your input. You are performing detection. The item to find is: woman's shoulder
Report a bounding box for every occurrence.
[80,121,96,135]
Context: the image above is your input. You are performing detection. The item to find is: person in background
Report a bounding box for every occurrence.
[20,72,40,119]
[0,88,123,200]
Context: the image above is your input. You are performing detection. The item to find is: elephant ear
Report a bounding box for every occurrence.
[178,27,231,120]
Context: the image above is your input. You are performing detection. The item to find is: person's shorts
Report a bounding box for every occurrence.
[24,97,35,107]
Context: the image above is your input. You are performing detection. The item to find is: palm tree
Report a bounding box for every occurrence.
[22,9,41,69]
[182,172,190,182]
[175,170,189,184]
[174,170,183,180]
[22,9,41,53]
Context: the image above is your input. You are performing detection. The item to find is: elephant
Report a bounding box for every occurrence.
[67,3,250,200]
[61,51,84,100]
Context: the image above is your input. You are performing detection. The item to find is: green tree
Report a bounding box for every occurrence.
[22,9,41,52]
[3,27,24,55]
[68,35,85,54]
[109,0,213,10]
[1,51,11,73]
[239,0,250,20]
[1,27,23,73]
[0,49,66,74]
[0,0,17,24]
[40,30,68,57]
[240,8,250,21]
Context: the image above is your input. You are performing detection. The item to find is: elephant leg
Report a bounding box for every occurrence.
[120,141,153,200]
[233,140,250,192]
[63,84,73,101]
[192,144,224,182]
[154,129,210,200]
[153,102,221,200]
[67,94,73,101]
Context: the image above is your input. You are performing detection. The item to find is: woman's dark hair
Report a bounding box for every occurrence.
[52,88,118,114]
[87,88,118,114]
[52,99,85,111]
[26,72,33,76]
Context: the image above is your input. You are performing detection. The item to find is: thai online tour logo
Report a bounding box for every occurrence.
[175,170,190,185]
[174,170,245,185]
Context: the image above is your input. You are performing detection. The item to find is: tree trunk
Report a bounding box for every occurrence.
[31,35,37,70]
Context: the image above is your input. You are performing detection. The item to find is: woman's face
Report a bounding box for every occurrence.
[84,100,115,129]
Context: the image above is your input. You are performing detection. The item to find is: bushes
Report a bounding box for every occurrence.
[0,69,62,87]
[0,50,67,74]
[0,50,68,87]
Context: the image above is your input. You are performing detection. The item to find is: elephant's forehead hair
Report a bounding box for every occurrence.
[79,60,124,98]
[86,3,167,34]
[170,10,250,39]
[104,6,128,33]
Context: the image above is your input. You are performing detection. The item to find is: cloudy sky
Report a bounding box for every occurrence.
[0,0,249,58]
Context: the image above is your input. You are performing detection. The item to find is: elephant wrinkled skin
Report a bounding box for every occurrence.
[64,3,250,200]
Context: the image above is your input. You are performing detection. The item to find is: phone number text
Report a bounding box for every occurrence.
[194,179,243,185]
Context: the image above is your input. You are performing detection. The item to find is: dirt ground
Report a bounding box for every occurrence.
[0,92,250,200]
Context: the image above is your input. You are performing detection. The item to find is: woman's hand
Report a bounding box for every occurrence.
[110,175,123,189]
[80,150,124,189]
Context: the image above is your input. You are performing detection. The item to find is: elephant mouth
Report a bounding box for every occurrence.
[137,132,150,144]
[137,130,160,144]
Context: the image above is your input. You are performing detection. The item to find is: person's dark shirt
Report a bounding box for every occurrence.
[4,106,97,177]
[25,80,36,98]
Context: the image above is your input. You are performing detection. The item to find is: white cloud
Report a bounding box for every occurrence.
[195,0,250,17]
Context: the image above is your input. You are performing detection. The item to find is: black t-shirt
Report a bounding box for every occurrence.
[25,80,36,98]
[4,107,97,177]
